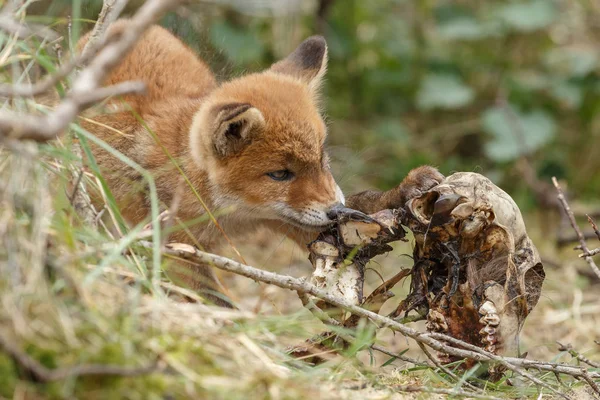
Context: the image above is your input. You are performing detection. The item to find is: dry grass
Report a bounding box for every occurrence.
[1,121,599,400]
[1,3,599,399]
[0,142,452,400]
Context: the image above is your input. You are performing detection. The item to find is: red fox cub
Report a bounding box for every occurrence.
[78,21,443,305]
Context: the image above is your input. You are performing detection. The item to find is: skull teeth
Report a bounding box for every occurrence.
[480,326,496,335]
[479,300,500,355]
[479,314,500,326]
[478,300,497,316]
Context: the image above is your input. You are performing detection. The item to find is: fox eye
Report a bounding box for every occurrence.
[267,170,294,181]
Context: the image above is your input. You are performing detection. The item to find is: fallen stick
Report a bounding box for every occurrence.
[148,241,598,397]
[0,0,184,141]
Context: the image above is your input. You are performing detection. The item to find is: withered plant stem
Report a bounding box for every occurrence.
[150,240,599,398]
[552,177,600,281]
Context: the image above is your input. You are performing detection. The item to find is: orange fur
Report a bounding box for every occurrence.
[77,21,443,305]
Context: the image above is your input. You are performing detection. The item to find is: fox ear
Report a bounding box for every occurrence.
[211,103,265,158]
[270,35,328,91]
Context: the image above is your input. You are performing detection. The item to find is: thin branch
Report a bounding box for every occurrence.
[370,344,431,368]
[81,0,130,61]
[0,333,163,382]
[428,331,600,398]
[76,81,146,107]
[0,0,184,142]
[65,1,139,230]
[552,177,600,280]
[149,241,599,397]
[416,341,483,394]
[580,248,600,258]
[0,0,129,99]
[0,13,60,41]
[0,56,78,98]
[588,215,600,242]
[557,342,600,369]
[425,332,570,398]
[299,293,434,368]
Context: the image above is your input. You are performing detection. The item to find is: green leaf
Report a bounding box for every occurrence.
[382,348,409,367]
[416,74,474,110]
[482,106,557,162]
[497,0,558,32]
[437,17,486,41]
[550,80,583,109]
[544,48,599,77]
[210,21,265,64]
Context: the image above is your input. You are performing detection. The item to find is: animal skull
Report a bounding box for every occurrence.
[401,172,544,364]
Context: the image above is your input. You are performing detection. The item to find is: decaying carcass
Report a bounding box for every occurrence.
[307,172,545,372]
[398,172,545,362]
[308,208,406,318]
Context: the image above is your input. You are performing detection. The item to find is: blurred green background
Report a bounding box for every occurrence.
[31,0,600,209]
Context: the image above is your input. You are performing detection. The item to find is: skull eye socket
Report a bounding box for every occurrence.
[267,170,294,181]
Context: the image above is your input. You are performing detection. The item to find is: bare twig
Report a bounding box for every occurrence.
[580,248,600,258]
[416,341,483,394]
[0,0,184,141]
[552,177,600,280]
[149,241,599,397]
[425,332,572,398]
[76,81,146,107]
[557,342,600,369]
[0,0,129,99]
[0,13,60,41]
[0,57,77,98]
[370,344,431,368]
[588,215,600,242]
[81,0,130,61]
[65,1,142,230]
[299,293,431,367]
[0,333,163,382]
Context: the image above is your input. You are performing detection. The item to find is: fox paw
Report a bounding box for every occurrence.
[399,166,444,205]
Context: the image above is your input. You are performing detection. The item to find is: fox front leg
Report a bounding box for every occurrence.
[345,166,444,214]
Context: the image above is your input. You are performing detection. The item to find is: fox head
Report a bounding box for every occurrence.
[190,36,344,231]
